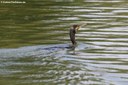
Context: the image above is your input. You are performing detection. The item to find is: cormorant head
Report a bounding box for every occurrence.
[73,25,80,33]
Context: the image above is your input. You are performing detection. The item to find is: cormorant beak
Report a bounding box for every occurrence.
[75,23,87,32]
[75,25,80,32]
[76,25,80,31]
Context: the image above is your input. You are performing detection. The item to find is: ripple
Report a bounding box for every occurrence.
[58,17,80,20]
[85,0,123,3]
[0,0,128,85]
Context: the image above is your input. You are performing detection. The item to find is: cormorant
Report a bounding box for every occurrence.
[69,25,80,47]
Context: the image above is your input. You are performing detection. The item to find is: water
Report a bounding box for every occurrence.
[0,0,128,85]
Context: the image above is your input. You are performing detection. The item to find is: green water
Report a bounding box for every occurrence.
[0,0,128,85]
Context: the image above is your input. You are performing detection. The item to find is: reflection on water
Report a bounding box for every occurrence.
[0,0,128,85]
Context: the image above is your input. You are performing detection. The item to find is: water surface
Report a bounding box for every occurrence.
[0,0,128,85]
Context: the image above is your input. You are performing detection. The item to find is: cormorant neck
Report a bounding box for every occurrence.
[69,27,76,46]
